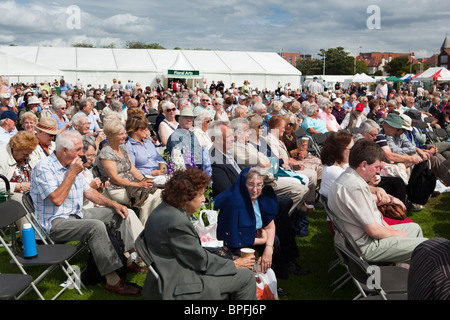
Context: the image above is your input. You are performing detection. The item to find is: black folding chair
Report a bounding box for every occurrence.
[323,200,408,299]
[334,242,408,300]
[434,127,449,142]
[0,199,84,300]
[0,273,33,300]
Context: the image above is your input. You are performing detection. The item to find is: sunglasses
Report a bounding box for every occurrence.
[166,108,176,112]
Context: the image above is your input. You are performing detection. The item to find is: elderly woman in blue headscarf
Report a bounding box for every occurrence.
[214,166,285,277]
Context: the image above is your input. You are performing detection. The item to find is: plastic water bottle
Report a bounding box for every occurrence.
[22,223,38,259]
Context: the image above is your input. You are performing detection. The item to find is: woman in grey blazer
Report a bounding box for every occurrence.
[142,168,257,300]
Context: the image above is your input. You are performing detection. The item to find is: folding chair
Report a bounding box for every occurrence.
[434,127,449,142]
[22,192,89,262]
[425,129,439,144]
[309,132,326,156]
[323,200,408,299]
[334,242,408,300]
[320,196,352,293]
[0,273,33,300]
[294,127,316,155]
[0,199,84,300]
[134,230,230,299]
[134,231,161,290]
[146,109,159,125]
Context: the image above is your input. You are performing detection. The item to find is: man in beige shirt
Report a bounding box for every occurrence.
[328,139,427,263]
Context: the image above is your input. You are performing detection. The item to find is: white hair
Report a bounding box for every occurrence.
[52,97,66,110]
[55,130,82,152]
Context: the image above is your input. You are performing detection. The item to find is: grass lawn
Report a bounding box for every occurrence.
[1,192,449,301]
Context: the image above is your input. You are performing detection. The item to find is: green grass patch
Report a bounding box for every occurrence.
[1,192,449,300]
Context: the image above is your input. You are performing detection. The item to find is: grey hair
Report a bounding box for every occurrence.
[318,98,332,110]
[270,100,282,112]
[359,119,380,135]
[82,135,97,153]
[71,112,88,126]
[162,101,175,112]
[244,166,276,186]
[306,103,319,116]
[55,130,82,152]
[252,101,266,113]
[110,100,122,112]
[53,97,66,110]
[387,99,398,109]
[230,117,249,133]
[194,110,212,127]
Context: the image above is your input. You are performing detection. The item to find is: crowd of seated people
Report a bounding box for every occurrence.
[1,74,449,300]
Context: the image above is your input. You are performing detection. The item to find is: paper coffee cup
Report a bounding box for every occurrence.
[306,204,314,214]
[158,161,166,170]
[301,137,309,146]
[240,248,255,258]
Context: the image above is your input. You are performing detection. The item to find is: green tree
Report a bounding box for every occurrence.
[296,58,322,75]
[125,41,165,49]
[386,57,409,77]
[71,42,94,48]
[318,47,354,75]
[355,60,369,74]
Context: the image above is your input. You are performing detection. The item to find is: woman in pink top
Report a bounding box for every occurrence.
[319,100,341,132]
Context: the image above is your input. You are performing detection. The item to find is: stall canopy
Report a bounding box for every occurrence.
[386,76,402,82]
[0,46,302,91]
[399,74,414,82]
[0,51,63,83]
[412,67,450,82]
[351,73,376,83]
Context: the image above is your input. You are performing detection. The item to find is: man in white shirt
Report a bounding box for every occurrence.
[328,138,427,263]
[308,77,323,94]
[374,78,388,99]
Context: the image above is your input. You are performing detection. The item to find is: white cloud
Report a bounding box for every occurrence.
[0,0,449,59]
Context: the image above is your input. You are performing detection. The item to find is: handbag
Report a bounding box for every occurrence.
[378,203,407,220]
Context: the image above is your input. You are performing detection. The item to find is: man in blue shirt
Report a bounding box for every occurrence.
[76,98,99,135]
[59,79,73,95]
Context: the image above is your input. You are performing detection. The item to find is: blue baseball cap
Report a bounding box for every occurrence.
[0,110,20,121]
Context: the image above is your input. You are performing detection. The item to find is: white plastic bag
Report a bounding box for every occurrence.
[194,210,223,247]
[255,268,278,300]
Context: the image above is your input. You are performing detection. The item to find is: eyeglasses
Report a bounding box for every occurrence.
[205,120,212,123]
[246,182,264,190]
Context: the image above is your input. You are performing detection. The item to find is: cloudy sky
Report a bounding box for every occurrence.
[1,0,449,59]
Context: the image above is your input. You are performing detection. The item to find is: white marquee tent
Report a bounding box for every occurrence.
[0,51,63,83]
[0,46,302,91]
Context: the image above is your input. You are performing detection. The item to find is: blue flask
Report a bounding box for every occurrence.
[22,223,38,259]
